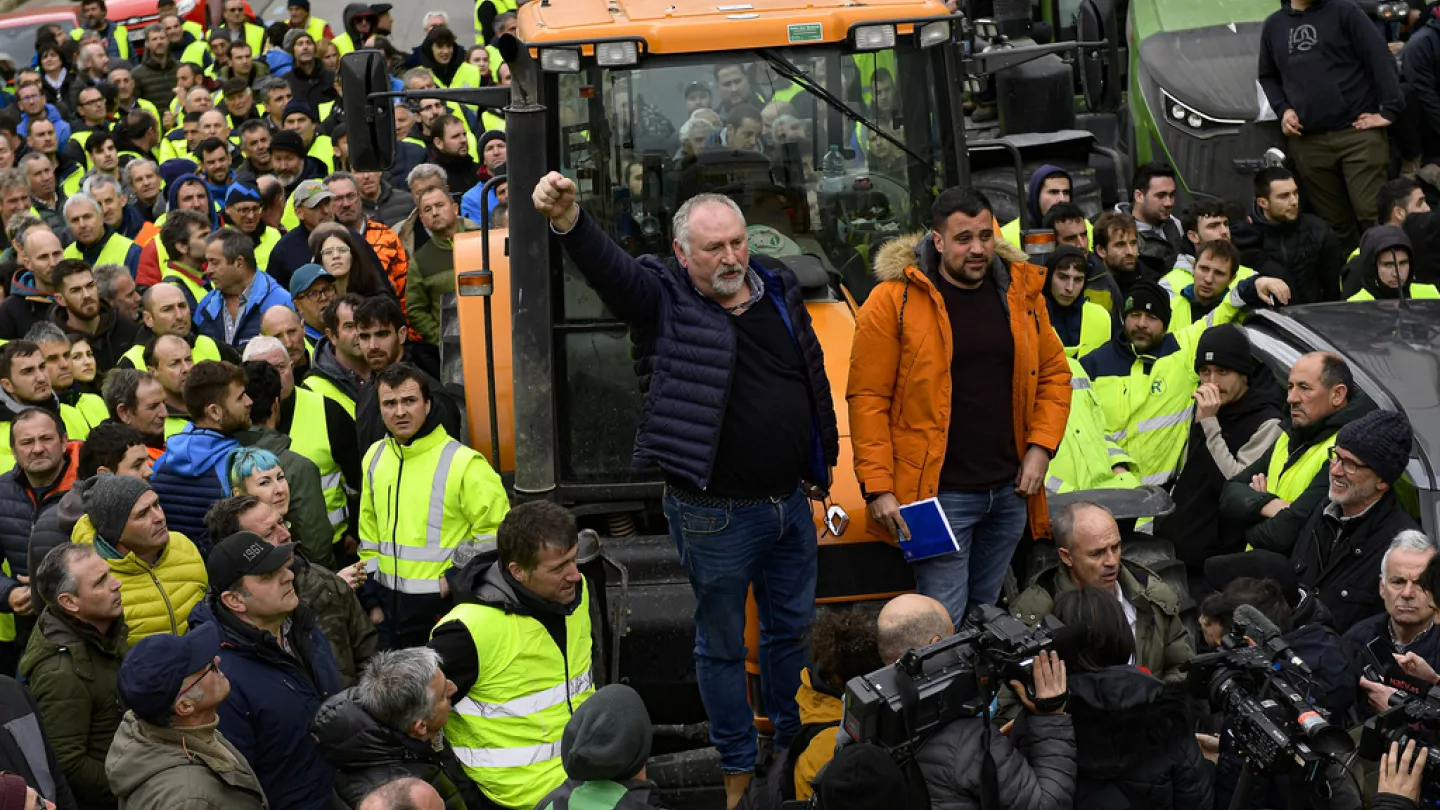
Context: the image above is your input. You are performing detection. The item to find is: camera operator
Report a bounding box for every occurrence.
[910,648,1076,810]
[1207,577,1360,810]
[1054,586,1212,810]
[1205,549,1342,636]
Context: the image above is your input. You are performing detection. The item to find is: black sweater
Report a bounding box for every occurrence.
[1258,0,1404,133]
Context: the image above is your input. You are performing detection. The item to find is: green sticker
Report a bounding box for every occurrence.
[787,22,823,42]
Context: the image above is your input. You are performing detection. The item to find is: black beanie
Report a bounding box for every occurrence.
[1123,280,1171,326]
[561,684,651,782]
[817,744,908,810]
[1194,324,1256,375]
[1335,409,1414,484]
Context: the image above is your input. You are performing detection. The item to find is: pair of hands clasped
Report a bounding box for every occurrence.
[1281,109,1391,137]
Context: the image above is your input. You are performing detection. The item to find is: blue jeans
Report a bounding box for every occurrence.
[663,487,817,774]
[913,487,1029,626]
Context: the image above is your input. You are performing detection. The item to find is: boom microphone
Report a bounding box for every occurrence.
[1234,604,1312,675]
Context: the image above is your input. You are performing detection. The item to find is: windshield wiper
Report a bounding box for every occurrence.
[757,48,932,175]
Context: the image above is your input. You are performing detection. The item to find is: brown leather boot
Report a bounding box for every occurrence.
[724,772,753,809]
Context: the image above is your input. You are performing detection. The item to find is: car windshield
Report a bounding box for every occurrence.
[551,44,951,482]
[0,21,57,68]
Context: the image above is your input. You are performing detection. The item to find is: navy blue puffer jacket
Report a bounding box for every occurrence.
[556,210,839,489]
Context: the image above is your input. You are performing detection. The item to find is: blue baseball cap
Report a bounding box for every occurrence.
[118,620,222,725]
[289,263,333,298]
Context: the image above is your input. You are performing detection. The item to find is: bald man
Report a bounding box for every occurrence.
[1011,502,1192,683]
[261,305,311,382]
[876,594,955,664]
[359,779,443,810]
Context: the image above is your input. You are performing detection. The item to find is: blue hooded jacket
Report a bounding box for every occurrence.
[149,426,238,556]
[194,265,295,350]
[19,104,73,146]
[266,49,295,77]
[1026,164,1072,229]
[163,169,222,228]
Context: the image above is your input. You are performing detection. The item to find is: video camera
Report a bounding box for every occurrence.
[841,605,1065,760]
[1183,605,1353,776]
[1359,644,1440,795]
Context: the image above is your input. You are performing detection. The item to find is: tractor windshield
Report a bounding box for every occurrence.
[551,44,954,483]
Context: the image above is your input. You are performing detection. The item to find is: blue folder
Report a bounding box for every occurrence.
[896,498,958,562]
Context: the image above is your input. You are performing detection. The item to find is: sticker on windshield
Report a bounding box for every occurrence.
[788,22,823,42]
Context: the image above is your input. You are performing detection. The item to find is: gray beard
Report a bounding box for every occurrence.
[711,263,748,297]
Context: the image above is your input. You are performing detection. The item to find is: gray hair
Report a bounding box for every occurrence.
[93,264,129,305]
[492,10,516,33]
[122,159,158,192]
[406,163,447,190]
[255,76,290,99]
[354,648,444,732]
[143,23,165,40]
[206,227,257,269]
[0,167,28,195]
[1382,530,1437,581]
[84,173,123,199]
[20,152,50,172]
[1051,501,1114,551]
[33,543,97,610]
[678,117,714,142]
[324,170,358,189]
[25,322,69,347]
[423,10,449,24]
[672,193,743,256]
[64,193,101,219]
[359,779,430,810]
[402,67,434,88]
[242,335,287,362]
[77,42,106,71]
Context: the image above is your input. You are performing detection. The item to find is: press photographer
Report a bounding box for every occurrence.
[842,606,1076,810]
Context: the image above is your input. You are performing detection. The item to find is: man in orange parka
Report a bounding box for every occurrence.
[848,187,1071,625]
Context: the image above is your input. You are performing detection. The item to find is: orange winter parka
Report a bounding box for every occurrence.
[847,232,1072,540]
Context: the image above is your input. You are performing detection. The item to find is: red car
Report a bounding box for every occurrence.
[0,0,250,68]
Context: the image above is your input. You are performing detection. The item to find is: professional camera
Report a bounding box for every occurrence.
[1359,645,1440,797]
[1183,605,1353,776]
[841,604,1064,760]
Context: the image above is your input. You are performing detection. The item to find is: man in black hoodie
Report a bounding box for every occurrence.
[1346,226,1440,300]
[1232,167,1344,305]
[1156,325,1283,589]
[1258,0,1402,254]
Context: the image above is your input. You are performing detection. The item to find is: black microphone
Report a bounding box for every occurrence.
[1234,603,1312,675]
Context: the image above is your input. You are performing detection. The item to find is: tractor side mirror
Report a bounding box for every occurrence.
[1077,0,1123,114]
[342,51,396,172]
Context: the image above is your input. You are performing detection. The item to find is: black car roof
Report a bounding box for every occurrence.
[1253,301,1440,467]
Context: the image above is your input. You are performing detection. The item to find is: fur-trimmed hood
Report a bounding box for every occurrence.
[873,230,1029,283]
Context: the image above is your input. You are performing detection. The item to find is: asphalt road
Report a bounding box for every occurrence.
[253,0,479,51]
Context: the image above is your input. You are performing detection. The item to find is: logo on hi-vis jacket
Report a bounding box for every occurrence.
[1151,379,1167,395]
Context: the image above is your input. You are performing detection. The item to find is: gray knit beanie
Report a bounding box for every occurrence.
[83,475,154,543]
[283,28,313,53]
[560,684,651,782]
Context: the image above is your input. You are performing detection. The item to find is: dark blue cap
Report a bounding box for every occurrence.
[118,620,222,725]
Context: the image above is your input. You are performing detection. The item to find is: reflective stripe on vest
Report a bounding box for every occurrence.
[1265,431,1338,503]
[440,584,593,810]
[288,387,347,541]
[361,440,477,595]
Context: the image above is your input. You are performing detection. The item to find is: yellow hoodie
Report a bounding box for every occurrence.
[793,668,845,800]
[72,515,208,644]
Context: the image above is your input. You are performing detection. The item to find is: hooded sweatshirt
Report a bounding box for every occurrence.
[0,270,52,340]
[1042,245,1094,348]
[136,174,220,287]
[1026,165,1071,228]
[1258,0,1404,134]
[1350,225,1439,300]
[420,27,466,87]
[148,426,239,555]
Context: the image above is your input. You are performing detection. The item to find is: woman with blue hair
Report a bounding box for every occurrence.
[229,447,338,575]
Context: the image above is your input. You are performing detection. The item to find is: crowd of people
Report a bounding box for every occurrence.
[0,0,1430,809]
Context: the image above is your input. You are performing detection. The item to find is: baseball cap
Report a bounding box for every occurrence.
[207,531,297,594]
[369,3,392,13]
[289,263,334,298]
[292,179,333,209]
[118,620,223,725]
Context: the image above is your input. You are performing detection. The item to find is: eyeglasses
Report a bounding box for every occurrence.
[320,245,351,258]
[1327,447,1371,476]
[179,661,218,696]
[296,285,335,303]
